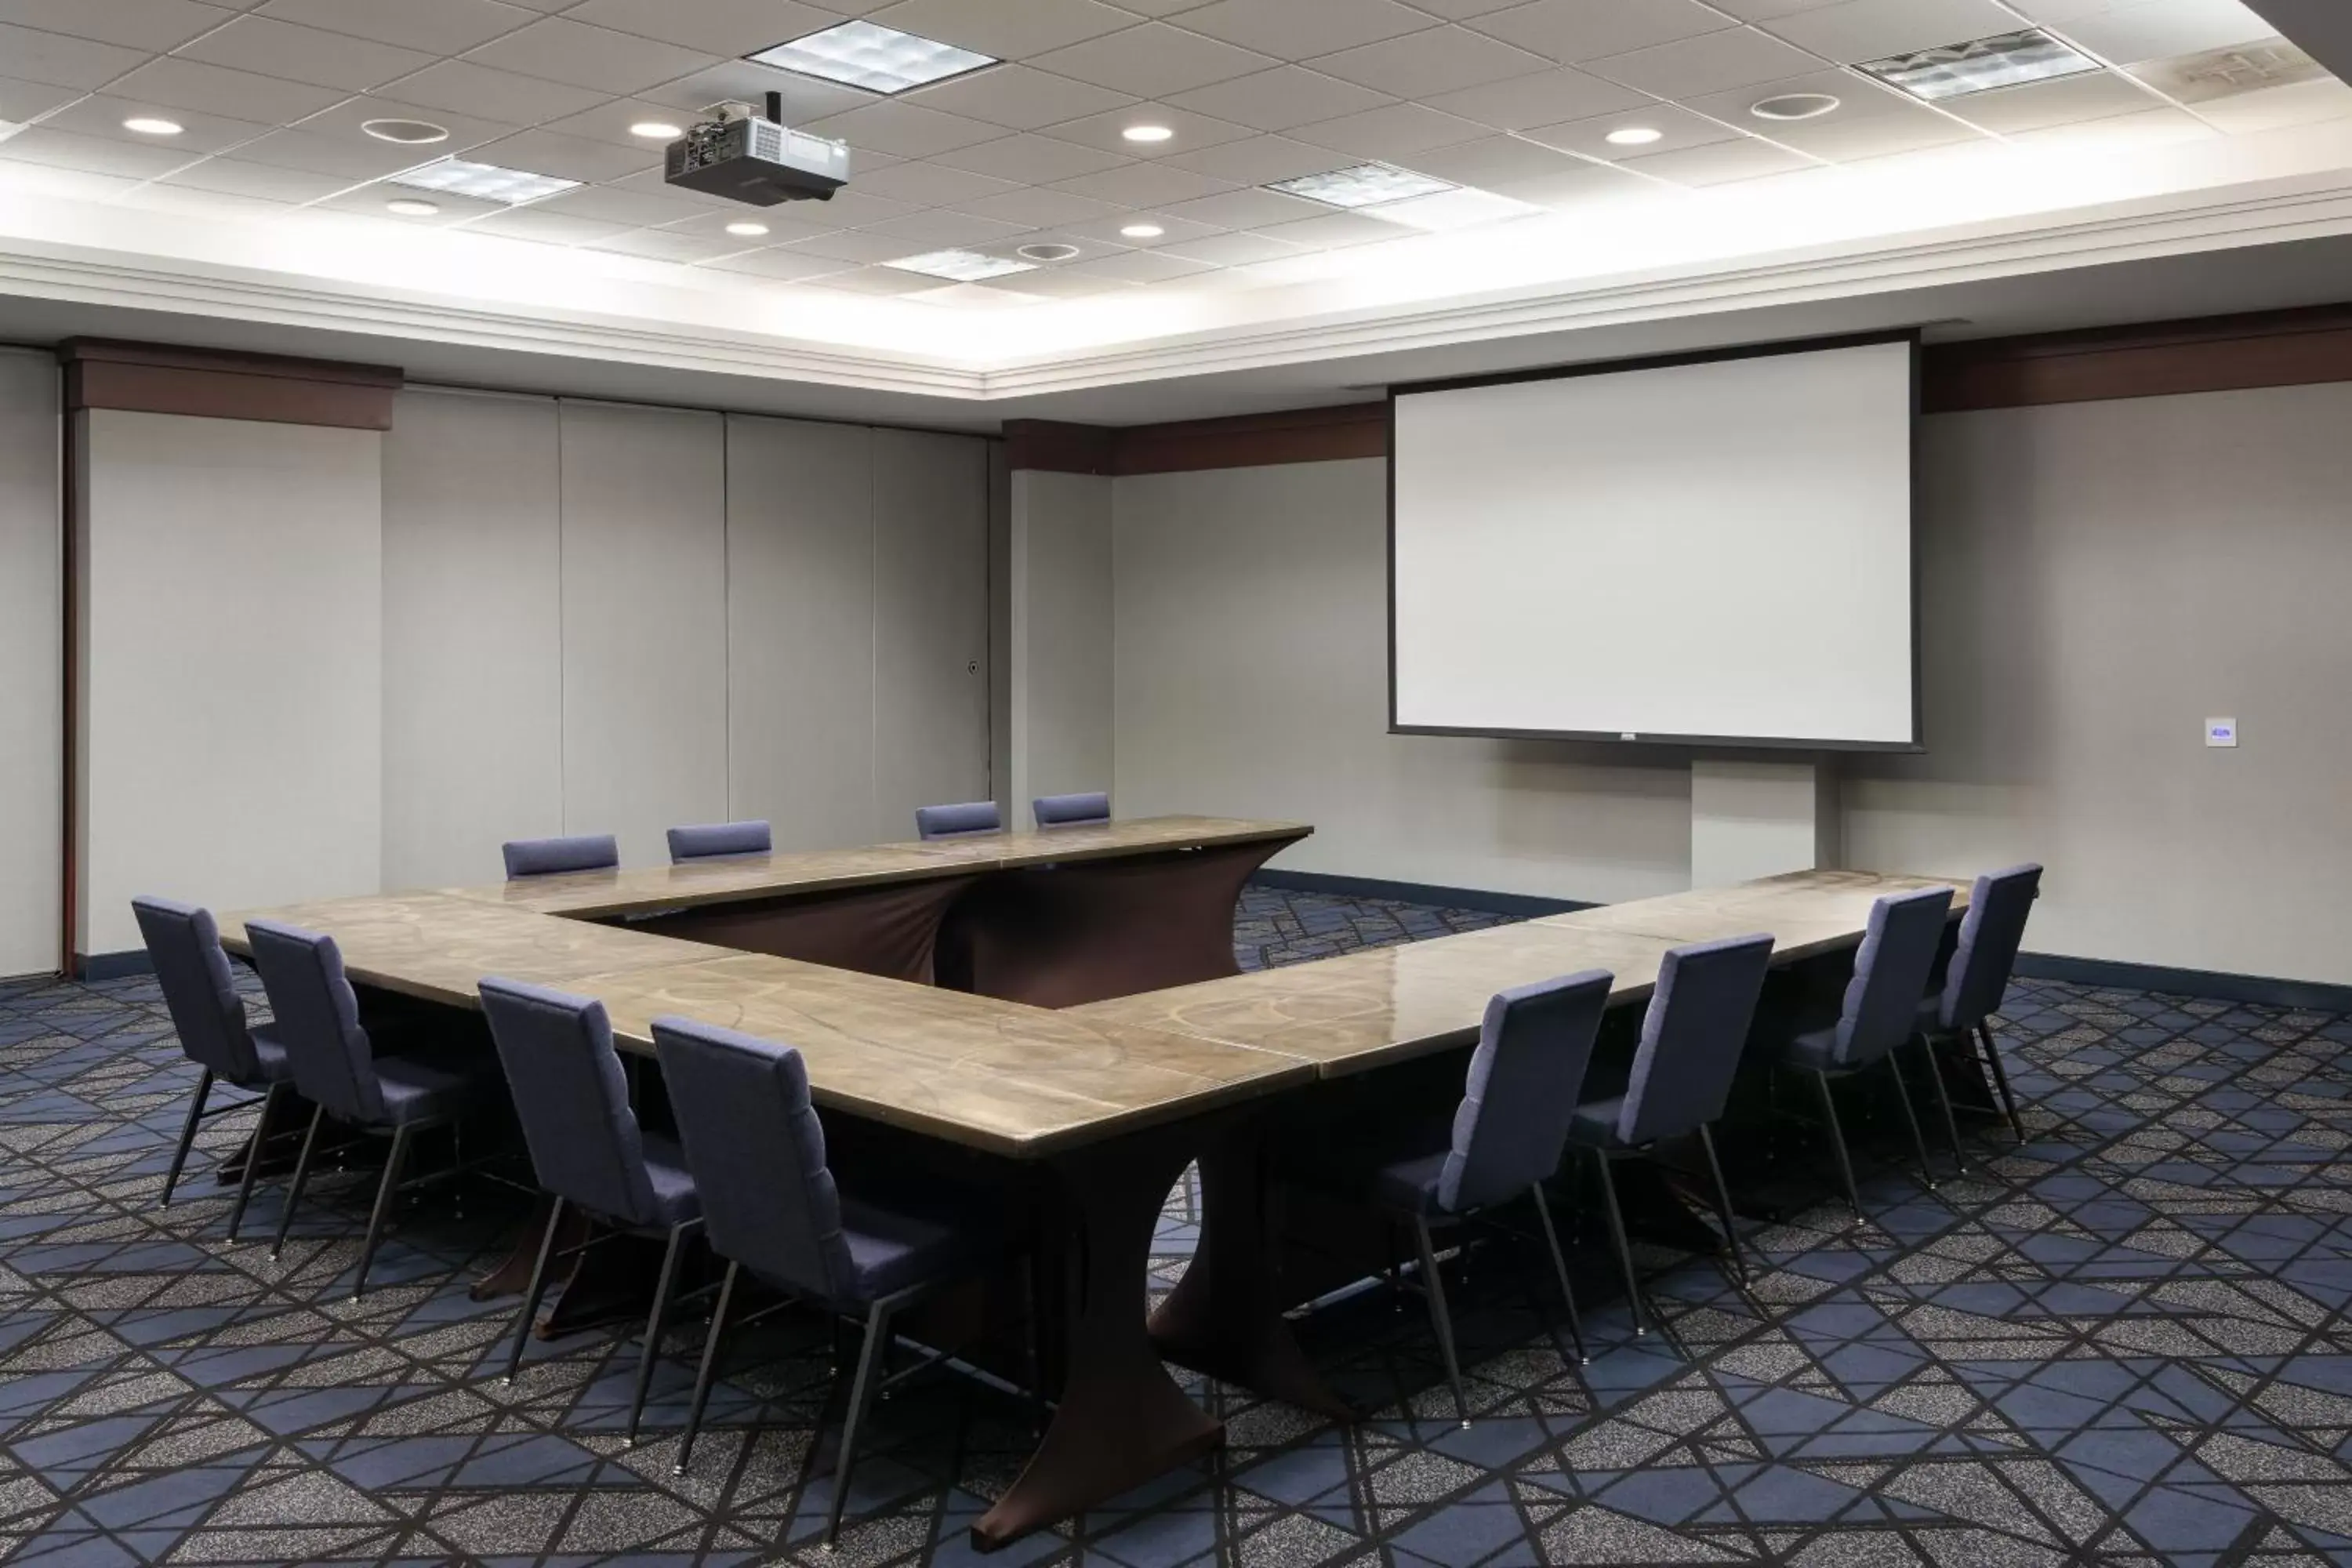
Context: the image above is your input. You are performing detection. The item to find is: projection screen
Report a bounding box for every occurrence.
[1390,336,1918,749]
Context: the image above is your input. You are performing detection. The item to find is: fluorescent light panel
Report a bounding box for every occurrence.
[887,249,1036,281]
[387,158,579,205]
[1268,164,1455,209]
[751,20,996,95]
[1858,29,2102,101]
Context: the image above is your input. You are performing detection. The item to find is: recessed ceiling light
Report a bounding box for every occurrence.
[724,220,770,237]
[1267,164,1454,209]
[122,117,183,136]
[1120,223,1165,238]
[887,248,1036,282]
[1017,241,1081,262]
[386,198,441,216]
[1605,125,1664,147]
[1122,124,1174,143]
[750,20,998,96]
[1751,93,1841,121]
[630,120,684,140]
[1857,28,2101,101]
[361,118,448,145]
[387,158,580,206]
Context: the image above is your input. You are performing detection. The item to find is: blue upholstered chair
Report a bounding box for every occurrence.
[651,1014,1029,1544]
[245,920,498,1298]
[479,979,702,1443]
[1919,864,2044,1148]
[503,833,619,879]
[913,800,1001,841]
[1032,792,1110,829]
[667,820,771,863]
[133,897,301,1239]
[1570,935,1775,1324]
[1773,887,1954,1218]
[1333,971,1612,1425]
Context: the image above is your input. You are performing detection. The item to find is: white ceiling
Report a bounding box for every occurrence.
[0,0,2349,423]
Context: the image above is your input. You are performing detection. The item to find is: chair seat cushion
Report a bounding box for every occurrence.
[1567,1096,1628,1149]
[248,1024,296,1087]
[1368,1149,1450,1217]
[1782,1026,1851,1073]
[837,1192,1000,1301]
[372,1050,493,1126]
[637,1132,702,1229]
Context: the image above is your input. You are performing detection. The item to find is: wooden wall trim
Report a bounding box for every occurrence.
[1921,304,2352,413]
[1002,419,1116,475]
[1006,402,1388,476]
[60,339,402,431]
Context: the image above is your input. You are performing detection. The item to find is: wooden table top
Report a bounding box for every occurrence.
[451,816,1312,920]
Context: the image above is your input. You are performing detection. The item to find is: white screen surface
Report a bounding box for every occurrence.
[1392,339,1915,746]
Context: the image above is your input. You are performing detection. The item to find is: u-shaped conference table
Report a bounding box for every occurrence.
[215,816,1965,1551]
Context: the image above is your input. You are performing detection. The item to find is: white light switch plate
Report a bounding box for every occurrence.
[2205,717,2238,747]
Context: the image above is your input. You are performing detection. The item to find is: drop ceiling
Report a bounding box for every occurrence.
[0,0,2348,418]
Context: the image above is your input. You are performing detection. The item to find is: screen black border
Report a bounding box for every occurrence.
[1385,328,1926,753]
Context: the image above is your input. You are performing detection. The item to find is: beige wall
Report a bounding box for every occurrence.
[1008,470,1115,822]
[0,351,60,978]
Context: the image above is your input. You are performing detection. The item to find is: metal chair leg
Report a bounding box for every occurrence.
[1882,1052,1937,1194]
[1695,1124,1749,1287]
[225,1082,288,1242]
[1915,1036,1968,1178]
[1410,1216,1471,1427]
[1978,1021,2027,1142]
[1588,1149,1647,1338]
[825,1297,899,1546]
[676,1260,739,1475]
[1810,1070,1864,1222]
[626,1217,698,1445]
[353,1123,418,1300]
[158,1069,214,1210]
[1528,1184,1588,1365]
[270,1104,327,1261]
[503,1194,567,1386]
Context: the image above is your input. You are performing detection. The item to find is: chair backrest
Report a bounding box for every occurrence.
[244,920,384,1123]
[479,978,659,1227]
[1437,969,1613,1214]
[651,1015,855,1301]
[913,800,1001,841]
[502,833,619,879]
[1617,933,1776,1145]
[1832,886,1956,1066]
[132,896,262,1083]
[1033,792,1110,829]
[1937,864,2043,1033]
[667,820,772,864]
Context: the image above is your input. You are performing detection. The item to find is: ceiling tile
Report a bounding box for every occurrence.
[586,225,757,260]
[227,125,443,176]
[1250,209,1408,245]
[1153,186,1323,227]
[1392,132,1602,189]
[107,56,350,122]
[1029,23,1279,98]
[176,16,437,93]
[0,125,205,178]
[934,129,1131,180]
[699,245,858,280]
[1621,134,1816,181]
[1289,101,1493,157]
[529,181,717,224]
[376,60,612,125]
[1761,0,2022,64]
[467,127,656,182]
[804,100,1007,158]
[0,75,87,122]
[1161,132,1345,183]
[314,183,510,223]
[2054,0,2280,67]
[1940,67,2164,129]
[858,209,1033,246]
[462,17,720,96]
[1421,66,1650,129]
[1587,27,1823,98]
[902,64,1138,130]
[812,264,948,295]
[866,0,1142,60]
[561,0,840,57]
[848,158,1022,207]
[37,95,277,155]
[535,97,700,148]
[1064,246,1218,279]
[0,24,145,91]
[989,266,1133,296]
[2188,76,2352,134]
[0,0,230,50]
[659,205,844,242]
[1048,158,1233,205]
[457,204,639,243]
[1054,209,1227,244]
[1704,0,1849,18]
[782,228,924,262]
[256,0,542,54]
[1679,66,1916,127]
[951,184,1120,226]
[643,65,873,125]
[156,154,354,200]
[1468,0,1737,64]
[1753,101,1981,157]
[1309,25,1554,96]
[1407,0,1528,14]
[1155,228,1307,263]
[1520,101,1742,158]
[295,94,521,156]
[1164,64,1393,131]
[2012,102,2216,149]
[1045,103,1255,156]
[1178,0,1436,59]
[775,186,916,227]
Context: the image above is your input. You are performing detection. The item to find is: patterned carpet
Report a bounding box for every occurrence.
[3,887,2352,1566]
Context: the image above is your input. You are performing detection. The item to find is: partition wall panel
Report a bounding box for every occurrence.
[871,427,990,840]
[724,414,878,850]
[0,350,60,978]
[557,401,729,862]
[382,388,564,890]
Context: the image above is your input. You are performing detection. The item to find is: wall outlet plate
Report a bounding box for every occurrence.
[2205,717,2238,747]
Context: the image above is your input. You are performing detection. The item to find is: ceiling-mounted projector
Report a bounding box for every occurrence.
[664,92,849,206]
